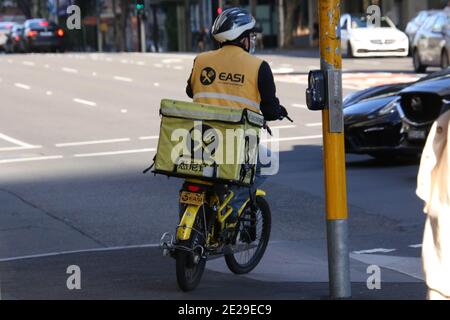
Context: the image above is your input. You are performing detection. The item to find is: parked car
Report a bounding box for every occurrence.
[23,18,65,52]
[7,24,25,53]
[0,21,16,52]
[405,10,437,54]
[344,69,450,159]
[412,11,449,73]
[340,14,409,58]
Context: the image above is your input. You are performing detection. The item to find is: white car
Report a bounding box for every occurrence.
[0,22,14,51]
[340,14,409,58]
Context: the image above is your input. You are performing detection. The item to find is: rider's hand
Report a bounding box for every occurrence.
[278,105,288,120]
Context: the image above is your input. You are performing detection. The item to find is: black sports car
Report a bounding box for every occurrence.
[344,69,450,159]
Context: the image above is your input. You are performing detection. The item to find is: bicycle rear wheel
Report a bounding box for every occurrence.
[175,211,207,292]
[225,196,271,274]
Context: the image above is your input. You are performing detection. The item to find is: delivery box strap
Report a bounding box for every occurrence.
[143,155,156,174]
[239,136,256,184]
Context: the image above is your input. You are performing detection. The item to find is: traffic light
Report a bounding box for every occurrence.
[212,0,223,19]
[136,0,145,14]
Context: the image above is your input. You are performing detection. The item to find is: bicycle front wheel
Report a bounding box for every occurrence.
[225,196,271,274]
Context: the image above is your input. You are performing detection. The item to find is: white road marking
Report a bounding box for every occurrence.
[353,248,397,254]
[173,66,184,70]
[409,244,422,248]
[73,98,97,107]
[0,133,35,148]
[92,72,97,76]
[136,61,146,66]
[62,67,78,74]
[113,76,133,82]
[14,83,31,90]
[44,64,50,68]
[270,125,296,130]
[0,155,63,164]
[262,135,322,143]
[291,103,308,109]
[139,136,159,140]
[55,138,131,148]
[120,109,128,113]
[154,82,160,87]
[272,67,295,74]
[350,253,424,281]
[0,244,160,263]
[0,145,42,152]
[7,59,13,64]
[22,61,35,66]
[74,148,156,158]
[46,91,53,96]
[306,122,322,127]
[154,63,163,68]
[162,58,182,64]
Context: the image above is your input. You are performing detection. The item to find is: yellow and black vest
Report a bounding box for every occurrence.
[190,45,263,113]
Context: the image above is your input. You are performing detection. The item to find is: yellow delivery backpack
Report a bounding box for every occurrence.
[152,99,264,186]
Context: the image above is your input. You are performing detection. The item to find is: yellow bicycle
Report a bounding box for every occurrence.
[160,178,271,292]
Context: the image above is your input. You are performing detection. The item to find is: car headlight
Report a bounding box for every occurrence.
[378,98,400,115]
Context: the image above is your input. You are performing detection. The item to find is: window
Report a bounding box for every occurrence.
[432,14,447,32]
[341,18,348,30]
[422,15,437,31]
[350,16,394,28]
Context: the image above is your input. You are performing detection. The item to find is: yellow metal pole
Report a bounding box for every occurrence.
[318,0,351,298]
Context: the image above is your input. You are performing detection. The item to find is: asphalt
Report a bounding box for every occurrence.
[0,52,438,299]
[0,247,426,300]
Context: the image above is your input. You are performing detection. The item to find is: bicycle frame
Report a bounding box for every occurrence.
[176,179,266,242]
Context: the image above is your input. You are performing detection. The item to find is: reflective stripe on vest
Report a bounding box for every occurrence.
[193,92,260,110]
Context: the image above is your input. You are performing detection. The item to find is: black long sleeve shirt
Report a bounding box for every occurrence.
[186,59,283,121]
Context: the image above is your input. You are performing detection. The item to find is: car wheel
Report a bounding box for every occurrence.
[413,49,426,73]
[441,50,449,70]
[346,41,354,58]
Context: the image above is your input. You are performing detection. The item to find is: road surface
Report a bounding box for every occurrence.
[0,51,431,299]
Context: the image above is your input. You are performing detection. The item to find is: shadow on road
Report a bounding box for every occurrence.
[0,247,426,300]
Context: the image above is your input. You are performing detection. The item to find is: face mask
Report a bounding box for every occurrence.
[249,33,257,54]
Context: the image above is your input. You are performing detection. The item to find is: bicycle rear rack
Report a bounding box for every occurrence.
[159,232,206,260]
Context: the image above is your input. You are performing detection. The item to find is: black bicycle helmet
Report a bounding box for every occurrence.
[211,7,258,43]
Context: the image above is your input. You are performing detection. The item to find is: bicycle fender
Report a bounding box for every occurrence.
[177,205,201,241]
[237,189,267,216]
[256,189,266,197]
